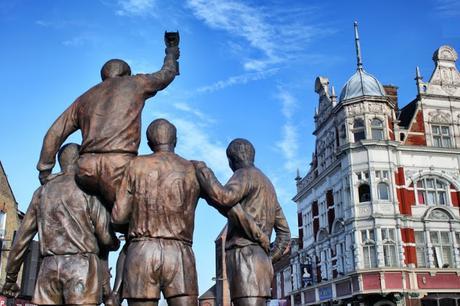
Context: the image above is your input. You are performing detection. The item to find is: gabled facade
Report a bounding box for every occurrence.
[291,24,460,306]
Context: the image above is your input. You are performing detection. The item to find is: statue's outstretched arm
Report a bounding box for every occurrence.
[37,103,79,184]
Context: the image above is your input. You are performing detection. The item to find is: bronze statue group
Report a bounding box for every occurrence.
[2,33,290,306]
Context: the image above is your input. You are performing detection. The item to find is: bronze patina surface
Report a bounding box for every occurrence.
[3,144,119,305]
[193,138,291,306]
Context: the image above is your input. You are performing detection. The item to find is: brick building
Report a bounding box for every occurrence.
[0,162,40,304]
[291,23,460,305]
[0,162,22,288]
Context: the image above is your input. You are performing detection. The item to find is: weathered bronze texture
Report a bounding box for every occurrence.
[35,36,179,305]
[2,143,119,304]
[193,138,291,306]
[37,36,180,206]
[112,119,200,306]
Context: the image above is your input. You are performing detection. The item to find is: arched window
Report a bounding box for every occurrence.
[358,184,371,202]
[377,182,390,200]
[416,177,448,205]
[353,119,365,142]
[371,118,384,140]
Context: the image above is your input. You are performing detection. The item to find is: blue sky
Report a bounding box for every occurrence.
[1,0,459,298]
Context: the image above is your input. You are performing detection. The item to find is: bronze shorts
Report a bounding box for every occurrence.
[122,238,198,299]
[226,244,273,299]
[76,153,135,205]
[33,254,102,305]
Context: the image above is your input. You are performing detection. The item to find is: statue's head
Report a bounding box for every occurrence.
[100,59,132,81]
[226,138,255,171]
[58,143,80,170]
[147,118,177,152]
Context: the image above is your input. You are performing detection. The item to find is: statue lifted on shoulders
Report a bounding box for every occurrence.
[2,143,119,305]
[193,138,291,306]
[37,32,180,206]
[35,32,180,303]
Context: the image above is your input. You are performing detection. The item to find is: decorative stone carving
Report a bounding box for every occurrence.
[428,209,451,220]
[428,110,451,124]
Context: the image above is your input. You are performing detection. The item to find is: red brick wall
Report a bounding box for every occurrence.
[450,185,460,207]
[401,228,416,265]
[395,168,414,215]
[405,110,427,146]
[388,116,395,141]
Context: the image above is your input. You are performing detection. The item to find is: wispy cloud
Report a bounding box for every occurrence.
[434,0,460,17]
[196,68,278,94]
[187,0,330,72]
[151,105,231,180]
[62,35,92,47]
[116,0,156,16]
[276,86,301,172]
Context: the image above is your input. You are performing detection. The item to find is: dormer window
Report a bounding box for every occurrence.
[371,118,384,140]
[432,125,452,148]
[353,119,365,142]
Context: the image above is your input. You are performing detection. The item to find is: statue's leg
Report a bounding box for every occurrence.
[127,299,158,306]
[232,297,267,306]
[167,295,198,306]
[112,242,128,298]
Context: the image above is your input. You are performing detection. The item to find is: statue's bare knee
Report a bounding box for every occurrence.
[233,297,267,306]
[127,298,158,306]
[167,295,198,306]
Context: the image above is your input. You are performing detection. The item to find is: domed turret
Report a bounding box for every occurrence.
[339,22,386,102]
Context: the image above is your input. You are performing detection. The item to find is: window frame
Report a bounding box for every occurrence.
[358,184,371,203]
[371,118,385,140]
[377,182,390,201]
[381,228,398,267]
[415,177,449,206]
[352,118,366,142]
[431,124,452,148]
[430,231,453,268]
[361,229,377,268]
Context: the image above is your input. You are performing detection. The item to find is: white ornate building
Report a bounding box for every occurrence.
[291,23,460,306]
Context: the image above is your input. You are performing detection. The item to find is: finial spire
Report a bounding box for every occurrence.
[415,66,423,95]
[331,85,336,97]
[415,66,422,80]
[354,21,363,70]
[295,169,301,182]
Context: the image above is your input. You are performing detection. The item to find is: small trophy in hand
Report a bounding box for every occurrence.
[164,31,180,75]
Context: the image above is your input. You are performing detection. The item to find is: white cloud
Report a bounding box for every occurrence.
[62,35,92,47]
[276,87,301,172]
[151,107,231,180]
[175,117,231,179]
[435,0,460,17]
[116,0,156,16]
[173,102,216,124]
[187,0,328,72]
[196,68,278,94]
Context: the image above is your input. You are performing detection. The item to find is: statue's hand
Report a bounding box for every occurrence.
[39,169,52,185]
[191,160,207,170]
[2,281,20,298]
[259,234,270,255]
